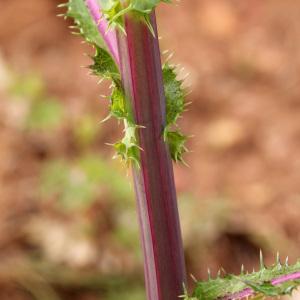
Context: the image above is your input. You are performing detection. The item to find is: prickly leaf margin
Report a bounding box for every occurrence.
[59,0,188,166]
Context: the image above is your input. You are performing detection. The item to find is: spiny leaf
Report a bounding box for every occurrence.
[64,0,106,48]
[186,256,300,300]
[113,123,140,167]
[63,0,140,166]
[62,0,188,165]
[162,63,188,163]
[89,45,120,81]
[165,130,187,163]
[244,280,299,297]
[64,0,120,80]
[109,85,127,119]
[163,63,185,126]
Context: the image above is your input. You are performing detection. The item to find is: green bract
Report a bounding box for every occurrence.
[98,0,171,32]
[98,0,170,14]
[62,0,187,166]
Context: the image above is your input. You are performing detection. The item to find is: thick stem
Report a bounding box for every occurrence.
[116,12,187,300]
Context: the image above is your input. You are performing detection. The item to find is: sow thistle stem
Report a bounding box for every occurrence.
[61,1,300,300]
[116,8,187,299]
[62,1,187,299]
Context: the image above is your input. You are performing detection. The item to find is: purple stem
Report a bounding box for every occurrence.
[221,272,300,300]
[85,0,120,64]
[116,11,186,300]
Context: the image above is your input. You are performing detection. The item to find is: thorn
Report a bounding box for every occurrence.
[166,52,174,62]
[184,90,193,97]
[100,114,111,123]
[182,72,190,81]
[241,264,245,275]
[285,256,289,266]
[57,3,68,8]
[276,252,281,265]
[260,250,265,269]
[220,267,227,276]
[207,268,211,280]
[190,274,197,283]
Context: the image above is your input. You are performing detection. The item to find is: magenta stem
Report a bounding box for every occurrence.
[221,272,300,300]
[271,272,300,285]
[85,0,120,64]
[116,11,186,300]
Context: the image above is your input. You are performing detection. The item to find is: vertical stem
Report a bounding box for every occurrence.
[117,12,186,300]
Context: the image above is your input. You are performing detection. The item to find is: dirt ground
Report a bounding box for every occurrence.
[1,0,300,299]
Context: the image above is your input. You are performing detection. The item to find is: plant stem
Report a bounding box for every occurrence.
[116,12,187,300]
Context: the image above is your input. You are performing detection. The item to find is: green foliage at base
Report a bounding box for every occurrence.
[185,255,300,300]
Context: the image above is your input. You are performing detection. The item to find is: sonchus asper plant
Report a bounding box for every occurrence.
[59,1,300,299]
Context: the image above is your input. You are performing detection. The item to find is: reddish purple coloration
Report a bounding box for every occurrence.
[84,2,186,298]
[271,272,300,285]
[85,0,120,64]
[116,12,186,300]
[221,272,300,300]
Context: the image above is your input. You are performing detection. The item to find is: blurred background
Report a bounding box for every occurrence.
[1,0,300,299]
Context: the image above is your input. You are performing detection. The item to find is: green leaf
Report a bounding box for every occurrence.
[187,257,300,300]
[64,0,106,48]
[163,63,185,126]
[113,123,140,167]
[109,85,128,119]
[162,63,188,163]
[98,0,118,11]
[130,0,171,13]
[99,0,170,13]
[64,0,120,82]
[89,45,120,81]
[165,130,187,163]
